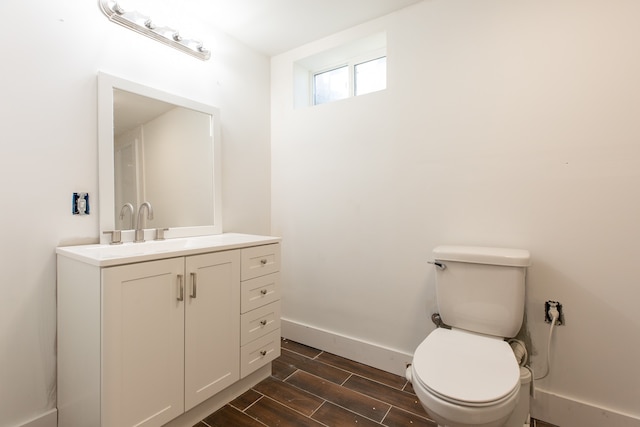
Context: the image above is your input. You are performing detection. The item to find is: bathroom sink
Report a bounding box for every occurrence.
[56,233,280,266]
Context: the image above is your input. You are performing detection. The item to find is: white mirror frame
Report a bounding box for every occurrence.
[98,72,222,243]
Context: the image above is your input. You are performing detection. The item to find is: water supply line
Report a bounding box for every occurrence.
[508,339,528,367]
[530,306,560,398]
[534,306,559,380]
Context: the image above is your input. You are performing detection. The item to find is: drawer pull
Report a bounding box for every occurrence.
[260,289,268,295]
[260,320,267,326]
[260,259,267,265]
[260,350,267,357]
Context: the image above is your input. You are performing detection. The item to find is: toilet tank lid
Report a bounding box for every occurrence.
[433,246,531,267]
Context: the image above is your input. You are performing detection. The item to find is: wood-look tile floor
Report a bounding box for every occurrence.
[195,338,555,427]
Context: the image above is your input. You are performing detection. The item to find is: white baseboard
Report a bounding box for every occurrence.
[531,388,640,427]
[16,409,57,427]
[281,317,413,377]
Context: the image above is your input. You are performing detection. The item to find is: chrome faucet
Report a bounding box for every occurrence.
[119,203,134,230]
[134,201,154,243]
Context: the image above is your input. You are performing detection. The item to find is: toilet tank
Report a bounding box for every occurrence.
[433,246,530,338]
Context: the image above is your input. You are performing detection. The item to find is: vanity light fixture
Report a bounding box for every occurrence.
[98,0,211,61]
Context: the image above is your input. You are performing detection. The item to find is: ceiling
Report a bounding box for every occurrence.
[129,0,424,56]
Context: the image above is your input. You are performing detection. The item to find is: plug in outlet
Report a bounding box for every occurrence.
[545,300,564,325]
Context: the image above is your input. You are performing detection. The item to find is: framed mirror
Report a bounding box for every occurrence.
[98,72,222,243]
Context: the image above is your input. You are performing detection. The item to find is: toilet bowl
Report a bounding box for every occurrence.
[411,328,522,427]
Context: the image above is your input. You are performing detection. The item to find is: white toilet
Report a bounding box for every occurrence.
[410,246,531,427]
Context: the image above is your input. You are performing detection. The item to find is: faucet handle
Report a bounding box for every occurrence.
[155,228,169,240]
[103,230,122,245]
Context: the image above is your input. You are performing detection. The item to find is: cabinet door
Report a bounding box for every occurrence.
[102,258,185,427]
[184,250,241,410]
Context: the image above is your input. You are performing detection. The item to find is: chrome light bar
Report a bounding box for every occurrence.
[99,0,211,61]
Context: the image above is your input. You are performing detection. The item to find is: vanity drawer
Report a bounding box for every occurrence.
[240,329,281,378]
[241,244,280,280]
[240,301,281,346]
[241,272,280,314]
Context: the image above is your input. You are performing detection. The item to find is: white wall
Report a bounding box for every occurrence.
[143,107,214,229]
[0,0,271,426]
[271,0,640,424]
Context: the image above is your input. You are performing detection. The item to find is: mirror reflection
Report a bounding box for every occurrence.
[112,89,215,231]
[98,72,222,243]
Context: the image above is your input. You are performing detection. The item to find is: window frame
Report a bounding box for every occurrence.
[311,47,387,106]
[354,55,387,97]
[312,64,350,106]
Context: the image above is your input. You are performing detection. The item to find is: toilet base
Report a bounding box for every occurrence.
[432,414,529,427]
[435,417,529,427]
[503,368,531,427]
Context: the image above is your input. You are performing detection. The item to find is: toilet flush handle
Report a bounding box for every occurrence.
[428,261,446,270]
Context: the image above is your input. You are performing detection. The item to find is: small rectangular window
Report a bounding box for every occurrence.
[294,32,387,108]
[355,56,387,96]
[314,66,349,105]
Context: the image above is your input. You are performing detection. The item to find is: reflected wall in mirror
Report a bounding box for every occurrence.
[113,89,214,230]
[98,73,222,243]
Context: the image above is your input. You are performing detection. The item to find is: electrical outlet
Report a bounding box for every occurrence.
[72,192,90,215]
[545,300,564,325]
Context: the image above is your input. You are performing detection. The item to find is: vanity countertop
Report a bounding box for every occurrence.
[56,233,281,267]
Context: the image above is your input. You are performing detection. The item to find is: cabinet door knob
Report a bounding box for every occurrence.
[260,289,268,295]
[260,350,267,357]
[260,320,267,326]
[260,259,267,265]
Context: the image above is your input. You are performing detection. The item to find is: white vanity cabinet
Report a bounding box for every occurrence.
[57,234,280,427]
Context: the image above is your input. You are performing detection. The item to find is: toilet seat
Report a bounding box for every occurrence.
[412,328,520,406]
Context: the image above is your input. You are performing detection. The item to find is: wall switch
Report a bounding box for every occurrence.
[72,192,90,215]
